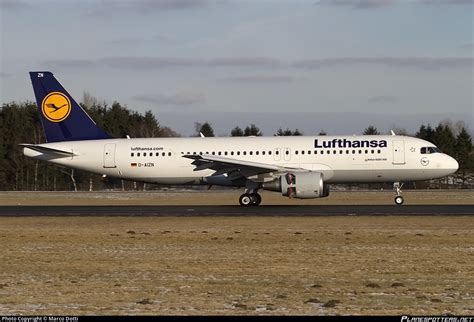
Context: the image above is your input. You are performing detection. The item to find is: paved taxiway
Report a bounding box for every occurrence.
[0,205,472,216]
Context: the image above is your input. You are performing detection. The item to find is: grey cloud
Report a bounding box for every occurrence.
[419,0,473,5]
[42,56,473,71]
[208,57,282,68]
[106,34,175,45]
[97,56,280,69]
[221,75,295,83]
[316,0,472,8]
[99,57,199,69]
[89,0,209,15]
[43,59,97,69]
[316,0,396,9]
[132,92,206,106]
[0,0,31,10]
[293,57,473,70]
[368,95,400,104]
[460,43,474,50]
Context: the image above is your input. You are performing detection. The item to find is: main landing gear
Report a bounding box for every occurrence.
[239,189,262,206]
[393,182,404,205]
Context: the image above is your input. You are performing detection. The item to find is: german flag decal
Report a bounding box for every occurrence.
[131,163,137,167]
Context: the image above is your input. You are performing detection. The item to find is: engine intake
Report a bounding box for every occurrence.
[262,172,329,199]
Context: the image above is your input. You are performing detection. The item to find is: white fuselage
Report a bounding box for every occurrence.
[23,135,459,186]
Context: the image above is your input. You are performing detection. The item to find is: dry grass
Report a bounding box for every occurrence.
[0,216,473,315]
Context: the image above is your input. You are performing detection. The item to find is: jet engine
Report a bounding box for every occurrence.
[262,172,330,199]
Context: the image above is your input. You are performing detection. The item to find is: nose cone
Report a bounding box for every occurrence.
[445,155,459,174]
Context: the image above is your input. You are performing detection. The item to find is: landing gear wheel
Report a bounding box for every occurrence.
[250,193,262,206]
[394,196,404,205]
[239,194,253,206]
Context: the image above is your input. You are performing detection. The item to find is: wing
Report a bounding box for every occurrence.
[183,154,302,182]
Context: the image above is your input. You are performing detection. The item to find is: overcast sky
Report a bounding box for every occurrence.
[1,0,472,136]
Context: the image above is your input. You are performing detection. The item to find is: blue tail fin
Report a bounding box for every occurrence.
[29,71,110,142]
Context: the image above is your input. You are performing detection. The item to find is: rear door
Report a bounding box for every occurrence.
[103,143,116,168]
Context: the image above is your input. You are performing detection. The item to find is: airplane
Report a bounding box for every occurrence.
[21,71,459,206]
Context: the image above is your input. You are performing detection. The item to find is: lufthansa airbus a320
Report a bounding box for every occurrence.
[22,72,459,206]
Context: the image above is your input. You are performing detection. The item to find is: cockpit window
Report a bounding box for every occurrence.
[421,146,441,154]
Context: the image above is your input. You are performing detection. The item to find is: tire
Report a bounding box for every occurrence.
[394,196,404,205]
[251,193,262,206]
[239,194,252,206]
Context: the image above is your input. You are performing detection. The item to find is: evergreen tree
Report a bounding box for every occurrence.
[416,124,435,143]
[433,123,456,156]
[454,127,473,186]
[244,124,262,136]
[195,122,215,137]
[363,125,380,135]
[275,128,303,136]
[230,126,244,137]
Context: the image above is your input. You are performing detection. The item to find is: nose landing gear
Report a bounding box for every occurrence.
[393,182,404,205]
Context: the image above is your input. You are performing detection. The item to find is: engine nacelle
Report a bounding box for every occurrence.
[262,172,330,199]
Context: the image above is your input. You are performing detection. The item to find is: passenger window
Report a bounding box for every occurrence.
[352,150,355,154]
[168,152,171,156]
[231,151,234,156]
[256,151,259,155]
[339,150,343,154]
[269,151,272,155]
[377,150,381,154]
[250,151,253,155]
[212,152,215,155]
[275,151,279,155]
[237,151,240,156]
[137,153,141,157]
[285,150,289,155]
[346,150,349,154]
[314,151,318,155]
[162,152,166,156]
[295,151,299,155]
[131,153,134,157]
[333,150,336,154]
[262,151,265,155]
[365,150,368,154]
[224,151,228,156]
[218,152,222,156]
[371,150,374,154]
[321,151,324,155]
[243,151,247,155]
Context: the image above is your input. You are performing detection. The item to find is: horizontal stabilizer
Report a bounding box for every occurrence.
[19,144,75,156]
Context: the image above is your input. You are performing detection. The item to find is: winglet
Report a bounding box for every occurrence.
[29,71,110,142]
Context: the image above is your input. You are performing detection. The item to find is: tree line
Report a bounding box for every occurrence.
[0,100,472,191]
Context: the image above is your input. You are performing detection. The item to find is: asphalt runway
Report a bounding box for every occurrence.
[0,205,472,216]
